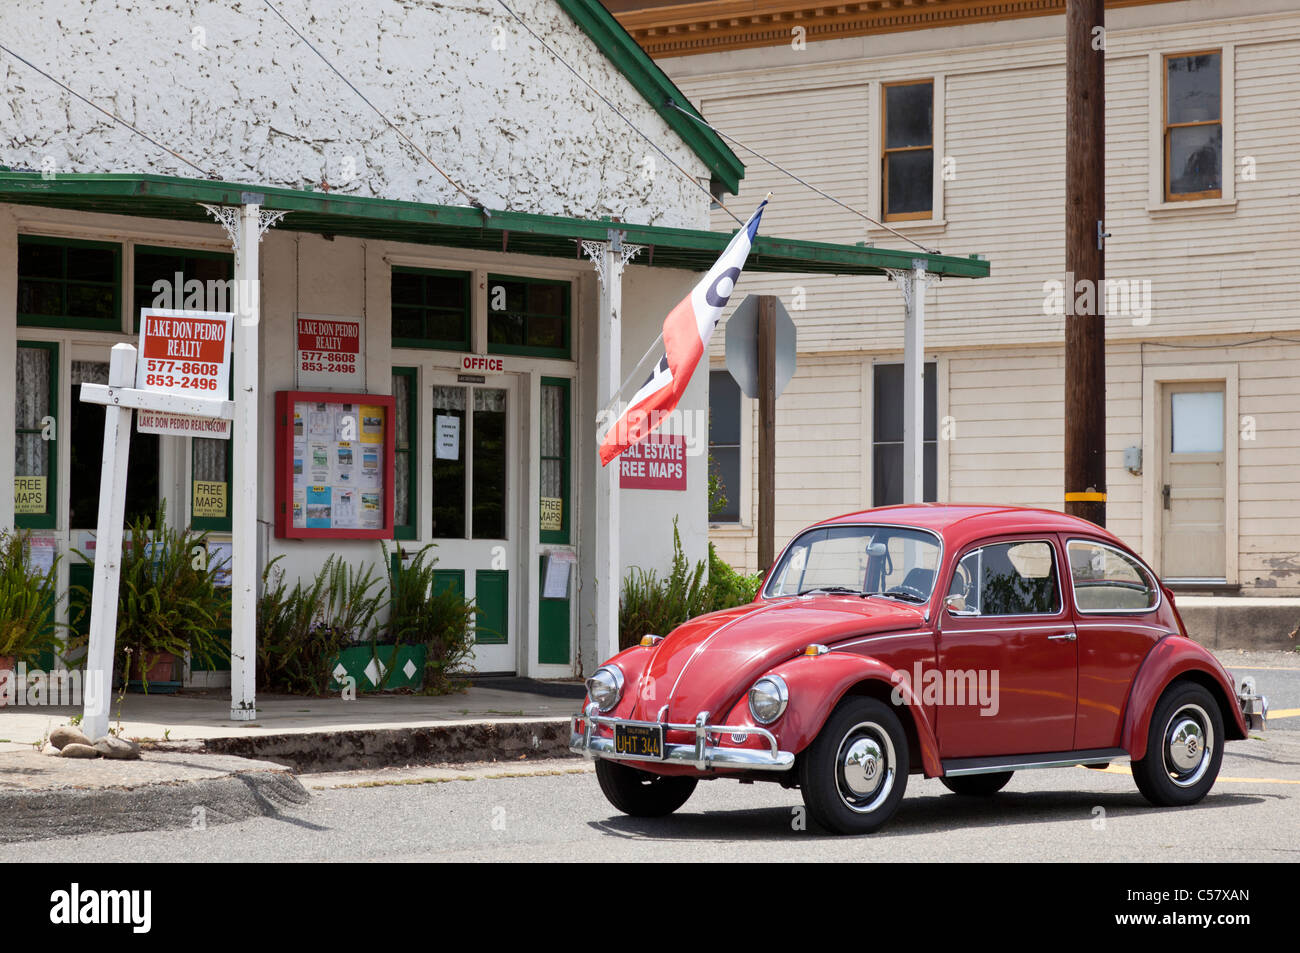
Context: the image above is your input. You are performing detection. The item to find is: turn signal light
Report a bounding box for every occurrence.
[804,644,829,656]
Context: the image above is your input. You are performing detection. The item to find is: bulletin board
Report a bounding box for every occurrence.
[274,390,395,539]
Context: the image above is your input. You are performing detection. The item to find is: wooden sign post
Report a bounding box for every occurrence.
[78,341,234,740]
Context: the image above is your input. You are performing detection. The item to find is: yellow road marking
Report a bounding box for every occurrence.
[1086,764,1300,784]
[1265,708,1300,719]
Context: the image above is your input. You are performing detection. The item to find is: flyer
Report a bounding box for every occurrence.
[361,492,381,528]
[306,485,332,528]
[334,488,357,528]
[360,405,385,444]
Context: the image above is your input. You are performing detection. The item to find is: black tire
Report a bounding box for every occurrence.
[1131,681,1225,807]
[940,771,1014,796]
[594,759,698,817]
[798,696,909,835]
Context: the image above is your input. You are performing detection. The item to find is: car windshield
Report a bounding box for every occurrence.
[765,524,942,602]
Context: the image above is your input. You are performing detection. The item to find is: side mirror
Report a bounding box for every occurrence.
[945,594,977,616]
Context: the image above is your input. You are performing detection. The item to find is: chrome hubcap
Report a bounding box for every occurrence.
[836,722,896,813]
[1163,703,1213,788]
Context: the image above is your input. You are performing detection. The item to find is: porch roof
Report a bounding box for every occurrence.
[0,171,991,279]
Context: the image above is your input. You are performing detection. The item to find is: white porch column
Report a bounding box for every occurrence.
[230,203,261,720]
[592,232,623,666]
[889,261,934,505]
[583,230,644,666]
[202,197,286,721]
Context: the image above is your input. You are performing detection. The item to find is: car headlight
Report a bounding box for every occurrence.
[748,675,789,724]
[586,665,625,712]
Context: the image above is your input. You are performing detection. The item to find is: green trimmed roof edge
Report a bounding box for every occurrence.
[554,0,744,196]
[0,172,991,279]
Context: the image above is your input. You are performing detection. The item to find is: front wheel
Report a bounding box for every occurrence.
[798,696,909,835]
[940,771,1014,796]
[594,759,698,817]
[1131,681,1224,807]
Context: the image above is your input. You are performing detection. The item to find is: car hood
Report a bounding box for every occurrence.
[627,595,927,724]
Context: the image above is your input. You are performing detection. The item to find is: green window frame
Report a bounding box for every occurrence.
[17,235,122,331]
[15,341,59,530]
[132,244,234,331]
[391,267,471,350]
[392,366,418,540]
[539,377,571,544]
[487,274,571,359]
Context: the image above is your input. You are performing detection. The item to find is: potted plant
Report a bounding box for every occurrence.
[383,543,476,695]
[70,506,230,692]
[0,530,64,706]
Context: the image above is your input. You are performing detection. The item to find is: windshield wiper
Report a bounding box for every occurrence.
[796,586,865,597]
[868,591,928,605]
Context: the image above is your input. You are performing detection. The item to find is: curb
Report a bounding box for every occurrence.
[198,717,577,773]
[0,754,309,845]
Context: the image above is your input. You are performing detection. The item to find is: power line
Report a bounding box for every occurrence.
[494,0,744,227]
[261,0,482,208]
[666,99,939,255]
[0,43,214,178]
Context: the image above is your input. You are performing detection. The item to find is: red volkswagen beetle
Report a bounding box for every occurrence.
[572,505,1263,834]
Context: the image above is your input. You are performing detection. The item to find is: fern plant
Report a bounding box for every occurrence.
[382,542,476,694]
[69,506,229,690]
[0,530,64,666]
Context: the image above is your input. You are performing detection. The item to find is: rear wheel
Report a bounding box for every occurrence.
[940,771,1014,796]
[1131,681,1224,807]
[594,759,698,817]
[799,696,909,835]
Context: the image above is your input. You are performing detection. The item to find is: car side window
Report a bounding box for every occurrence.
[1068,540,1158,612]
[948,541,1060,616]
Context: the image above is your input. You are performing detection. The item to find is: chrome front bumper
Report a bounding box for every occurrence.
[570,703,796,772]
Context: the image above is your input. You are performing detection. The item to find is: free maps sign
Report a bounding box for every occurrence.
[136,308,234,439]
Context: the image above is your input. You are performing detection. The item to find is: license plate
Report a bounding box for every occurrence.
[614,723,664,759]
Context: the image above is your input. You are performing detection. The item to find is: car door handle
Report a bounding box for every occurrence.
[1047,633,1077,641]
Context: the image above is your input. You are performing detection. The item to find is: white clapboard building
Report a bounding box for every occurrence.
[604,0,1300,613]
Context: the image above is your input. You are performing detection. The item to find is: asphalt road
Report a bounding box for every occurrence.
[4,649,1296,862]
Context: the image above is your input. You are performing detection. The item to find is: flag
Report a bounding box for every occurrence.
[598,197,768,466]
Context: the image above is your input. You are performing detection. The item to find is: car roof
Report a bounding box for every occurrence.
[812,503,1132,556]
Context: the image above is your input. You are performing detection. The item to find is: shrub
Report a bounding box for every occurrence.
[618,520,763,650]
[382,543,476,694]
[257,554,383,695]
[0,530,64,666]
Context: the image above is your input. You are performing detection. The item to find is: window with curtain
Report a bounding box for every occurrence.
[15,343,57,528]
[1164,51,1222,200]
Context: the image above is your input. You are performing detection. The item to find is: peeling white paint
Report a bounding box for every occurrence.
[0,0,713,228]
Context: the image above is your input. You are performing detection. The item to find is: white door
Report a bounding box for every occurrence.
[1161,382,1226,581]
[430,371,518,673]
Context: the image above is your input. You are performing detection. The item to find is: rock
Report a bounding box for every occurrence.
[41,742,60,756]
[49,726,92,750]
[93,735,141,760]
[60,743,100,758]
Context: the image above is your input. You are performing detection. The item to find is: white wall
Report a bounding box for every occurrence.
[0,0,712,229]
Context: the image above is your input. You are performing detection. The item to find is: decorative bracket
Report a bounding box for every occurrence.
[581,230,645,289]
[200,203,290,254]
[884,259,939,310]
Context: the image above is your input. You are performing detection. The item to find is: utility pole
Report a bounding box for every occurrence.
[1064,0,1107,527]
[757,295,776,571]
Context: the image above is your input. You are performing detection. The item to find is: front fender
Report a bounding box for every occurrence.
[728,653,943,778]
[1120,635,1249,756]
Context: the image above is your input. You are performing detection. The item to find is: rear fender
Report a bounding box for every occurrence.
[725,653,943,778]
[1121,635,1249,756]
